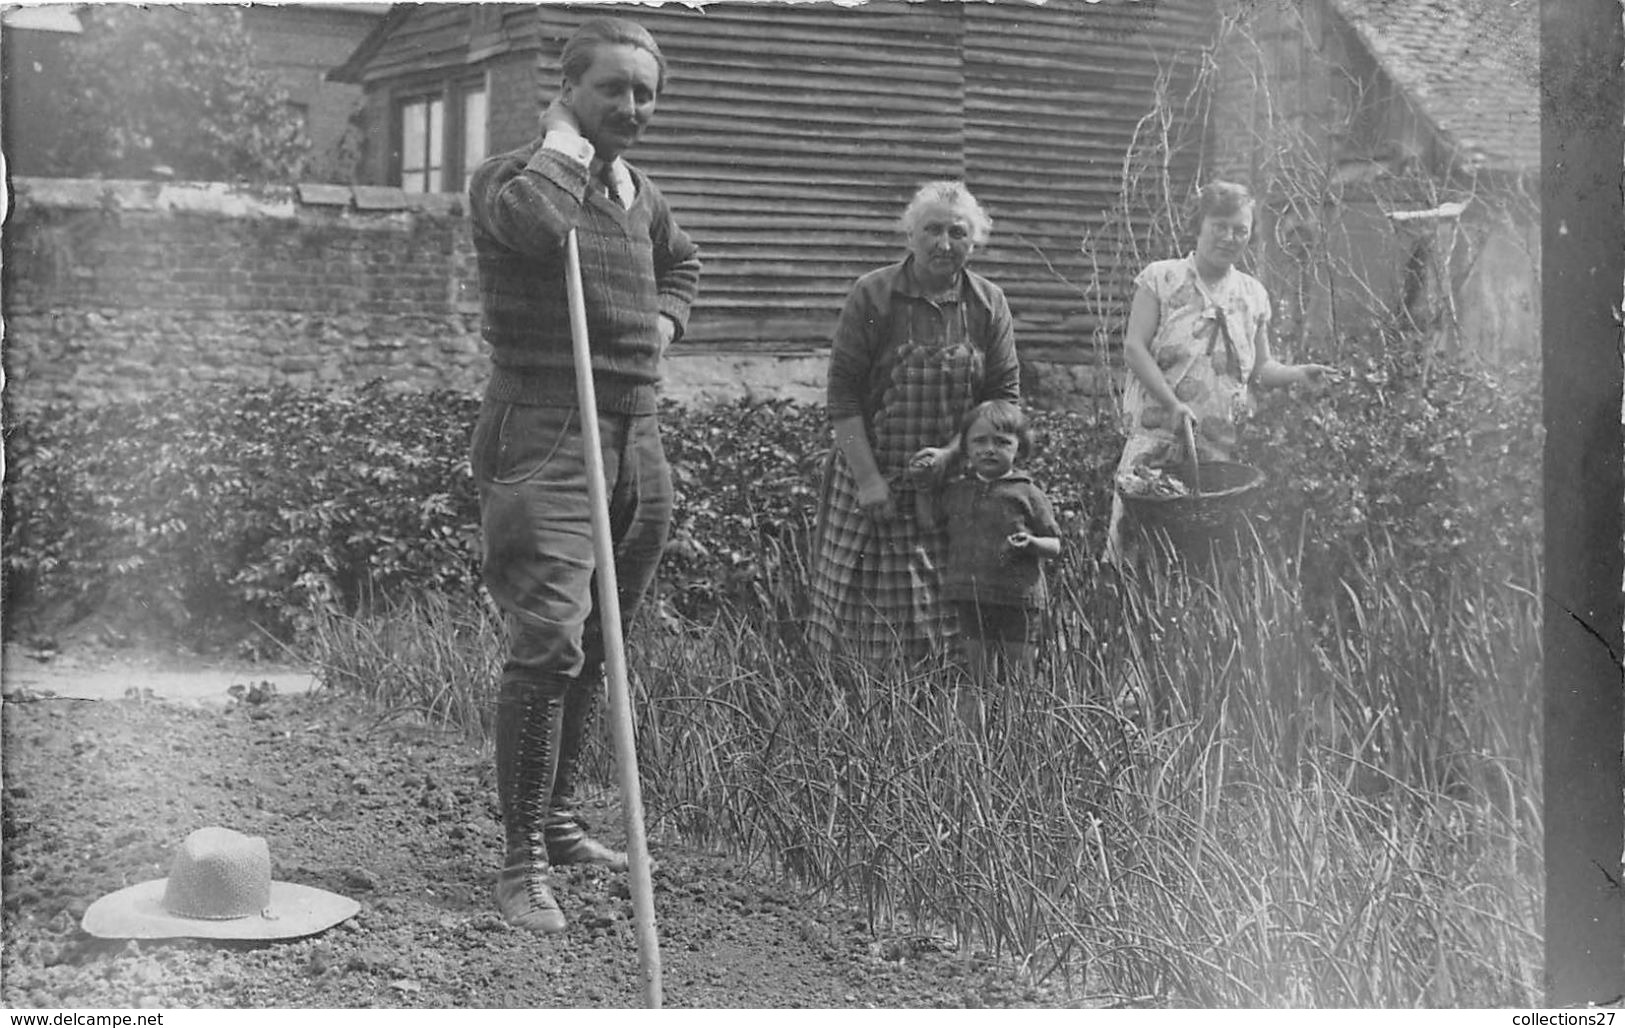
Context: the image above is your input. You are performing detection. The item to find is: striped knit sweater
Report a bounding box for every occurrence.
[468,137,701,414]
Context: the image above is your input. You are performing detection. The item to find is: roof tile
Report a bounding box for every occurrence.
[1332,0,1538,174]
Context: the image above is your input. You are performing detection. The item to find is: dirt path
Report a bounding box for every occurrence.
[1,678,1079,1009]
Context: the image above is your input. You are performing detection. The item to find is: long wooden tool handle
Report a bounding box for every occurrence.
[1181,416,1202,495]
[563,229,662,1008]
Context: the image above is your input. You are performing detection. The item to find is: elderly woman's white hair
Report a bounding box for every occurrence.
[898,180,993,246]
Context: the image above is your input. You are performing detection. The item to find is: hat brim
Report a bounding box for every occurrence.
[81,877,360,940]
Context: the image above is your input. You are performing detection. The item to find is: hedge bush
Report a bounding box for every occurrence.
[3,337,1539,652]
[4,383,484,648]
[1237,332,1543,606]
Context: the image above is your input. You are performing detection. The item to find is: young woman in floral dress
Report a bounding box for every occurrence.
[1108,181,1336,563]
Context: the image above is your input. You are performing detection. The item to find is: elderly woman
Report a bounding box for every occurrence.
[806,180,1020,662]
[1107,180,1335,561]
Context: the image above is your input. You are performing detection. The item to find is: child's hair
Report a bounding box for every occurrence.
[958,399,1031,460]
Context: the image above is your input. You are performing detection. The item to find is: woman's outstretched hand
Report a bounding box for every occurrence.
[1293,364,1338,390]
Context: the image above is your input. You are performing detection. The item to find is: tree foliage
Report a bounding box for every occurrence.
[48,5,310,183]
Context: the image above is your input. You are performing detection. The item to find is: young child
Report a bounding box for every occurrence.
[914,400,1062,680]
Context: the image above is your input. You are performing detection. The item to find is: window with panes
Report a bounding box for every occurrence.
[393,77,487,193]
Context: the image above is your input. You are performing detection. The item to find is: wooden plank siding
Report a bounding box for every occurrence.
[545,3,970,351]
[342,1,1215,367]
[963,1,1214,365]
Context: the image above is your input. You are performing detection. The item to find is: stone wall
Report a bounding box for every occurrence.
[1,176,1108,417]
[3,178,484,413]
[3,177,832,415]
[240,5,381,184]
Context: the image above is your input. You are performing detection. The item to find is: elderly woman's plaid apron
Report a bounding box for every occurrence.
[807,299,982,661]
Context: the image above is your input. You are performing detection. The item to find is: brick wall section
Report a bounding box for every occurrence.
[240,5,380,183]
[3,177,485,414]
[488,53,540,163]
[357,88,392,187]
[1,175,836,415]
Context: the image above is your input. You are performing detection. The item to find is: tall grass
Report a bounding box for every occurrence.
[301,542,1541,1006]
[301,590,501,741]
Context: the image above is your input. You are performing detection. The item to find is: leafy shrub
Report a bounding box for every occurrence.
[1024,407,1126,553]
[658,400,829,617]
[3,343,1538,652]
[1236,330,1542,609]
[6,388,860,646]
[4,383,484,649]
[658,400,1126,617]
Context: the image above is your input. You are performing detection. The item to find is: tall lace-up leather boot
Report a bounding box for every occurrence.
[492,678,567,932]
[545,673,629,871]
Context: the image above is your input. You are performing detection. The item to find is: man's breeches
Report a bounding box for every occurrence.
[470,400,673,688]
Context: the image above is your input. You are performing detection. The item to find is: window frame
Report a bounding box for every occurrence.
[388,72,489,194]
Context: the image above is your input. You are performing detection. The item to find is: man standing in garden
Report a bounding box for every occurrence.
[465,16,700,933]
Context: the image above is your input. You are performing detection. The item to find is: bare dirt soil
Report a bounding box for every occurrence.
[0,667,1083,1009]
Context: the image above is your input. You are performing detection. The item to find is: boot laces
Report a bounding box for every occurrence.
[523,867,553,907]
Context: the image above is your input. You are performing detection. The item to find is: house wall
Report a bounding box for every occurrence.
[341,1,1218,400]
[1209,0,1539,359]
[0,24,79,177]
[1451,196,1540,362]
[241,5,384,183]
[486,52,539,160]
[5,3,1234,415]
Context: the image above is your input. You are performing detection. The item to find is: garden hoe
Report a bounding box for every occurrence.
[563,228,663,1008]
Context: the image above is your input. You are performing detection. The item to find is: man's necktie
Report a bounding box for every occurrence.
[599,162,630,210]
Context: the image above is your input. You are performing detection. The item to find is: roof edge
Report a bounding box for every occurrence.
[327,3,413,85]
[1320,0,1535,178]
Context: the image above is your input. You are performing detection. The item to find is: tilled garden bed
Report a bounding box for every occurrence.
[1,685,1075,1009]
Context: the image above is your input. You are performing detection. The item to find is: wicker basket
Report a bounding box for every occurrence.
[1118,460,1265,555]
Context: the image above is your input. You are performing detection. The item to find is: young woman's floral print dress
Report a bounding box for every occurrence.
[1108,256,1271,555]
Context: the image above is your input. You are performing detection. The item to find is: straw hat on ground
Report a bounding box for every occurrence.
[81,826,359,940]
